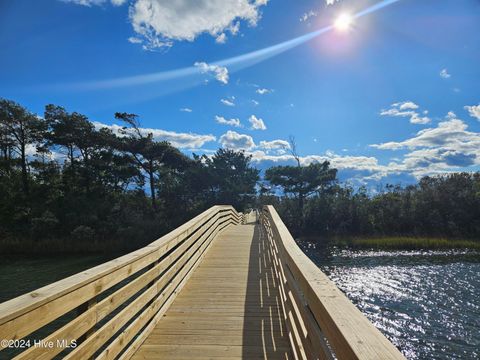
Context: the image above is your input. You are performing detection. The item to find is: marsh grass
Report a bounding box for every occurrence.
[330,236,480,250]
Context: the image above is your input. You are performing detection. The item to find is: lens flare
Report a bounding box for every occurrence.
[51,0,401,92]
[334,13,353,32]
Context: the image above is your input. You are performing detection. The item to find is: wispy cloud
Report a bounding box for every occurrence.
[300,10,317,22]
[380,101,431,124]
[259,140,290,152]
[215,115,242,128]
[194,62,229,84]
[249,115,267,130]
[256,88,272,95]
[440,68,451,79]
[215,33,227,44]
[180,107,192,113]
[464,103,480,120]
[61,0,126,6]
[220,97,235,106]
[92,121,216,148]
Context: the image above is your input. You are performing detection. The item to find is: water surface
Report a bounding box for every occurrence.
[299,242,480,360]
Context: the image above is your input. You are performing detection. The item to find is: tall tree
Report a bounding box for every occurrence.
[202,149,259,211]
[115,112,188,211]
[0,99,45,195]
[265,161,337,229]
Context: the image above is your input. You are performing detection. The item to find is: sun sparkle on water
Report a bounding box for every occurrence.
[334,13,353,32]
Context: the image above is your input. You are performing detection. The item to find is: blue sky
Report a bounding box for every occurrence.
[1,0,480,187]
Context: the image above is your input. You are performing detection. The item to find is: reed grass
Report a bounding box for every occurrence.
[332,236,480,250]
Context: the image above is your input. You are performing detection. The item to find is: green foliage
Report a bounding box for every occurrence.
[273,173,480,242]
[0,99,259,254]
[331,236,480,250]
[265,161,337,232]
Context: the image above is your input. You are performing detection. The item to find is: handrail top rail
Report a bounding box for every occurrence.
[0,205,238,326]
[262,205,405,359]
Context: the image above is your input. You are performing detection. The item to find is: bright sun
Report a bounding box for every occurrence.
[334,13,353,32]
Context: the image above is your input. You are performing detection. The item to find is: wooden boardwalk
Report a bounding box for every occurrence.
[132,223,291,360]
[0,206,405,360]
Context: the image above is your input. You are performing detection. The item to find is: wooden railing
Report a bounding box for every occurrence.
[261,205,405,360]
[0,206,242,360]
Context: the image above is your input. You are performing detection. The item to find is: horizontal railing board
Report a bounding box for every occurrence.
[262,205,405,360]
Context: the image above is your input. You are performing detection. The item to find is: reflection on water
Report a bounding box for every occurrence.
[299,242,480,360]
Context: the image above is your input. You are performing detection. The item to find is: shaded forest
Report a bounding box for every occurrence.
[1,98,479,253]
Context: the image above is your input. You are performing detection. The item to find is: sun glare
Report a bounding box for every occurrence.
[334,13,353,32]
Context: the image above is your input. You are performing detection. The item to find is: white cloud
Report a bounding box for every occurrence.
[464,103,480,120]
[256,88,272,95]
[193,111,480,185]
[92,121,216,148]
[251,100,259,106]
[215,33,227,44]
[259,140,290,150]
[381,101,431,124]
[258,139,290,155]
[371,118,472,150]
[300,10,317,22]
[215,115,242,128]
[371,115,480,176]
[325,0,340,5]
[219,130,255,150]
[408,114,431,125]
[440,68,451,79]
[128,0,268,50]
[194,62,229,84]
[180,107,192,112]
[446,111,456,119]
[396,101,419,110]
[248,115,266,130]
[62,0,126,6]
[128,36,143,44]
[220,97,235,106]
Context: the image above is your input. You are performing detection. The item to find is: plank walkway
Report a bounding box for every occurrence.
[131,222,292,360]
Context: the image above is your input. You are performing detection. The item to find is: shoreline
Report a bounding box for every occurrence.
[299,236,480,251]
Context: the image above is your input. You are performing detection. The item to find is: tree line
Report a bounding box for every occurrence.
[0,98,258,252]
[1,98,479,253]
[263,171,480,240]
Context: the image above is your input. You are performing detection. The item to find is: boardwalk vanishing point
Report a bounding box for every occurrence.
[0,206,405,360]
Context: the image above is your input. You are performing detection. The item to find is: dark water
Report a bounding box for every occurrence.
[299,242,480,360]
[0,255,116,303]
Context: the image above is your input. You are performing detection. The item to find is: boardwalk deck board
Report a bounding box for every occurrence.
[131,224,292,360]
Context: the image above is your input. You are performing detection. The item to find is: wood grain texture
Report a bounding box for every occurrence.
[131,223,292,360]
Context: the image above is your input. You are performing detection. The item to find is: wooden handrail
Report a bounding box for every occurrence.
[260,205,406,360]
[0,205,241,359]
